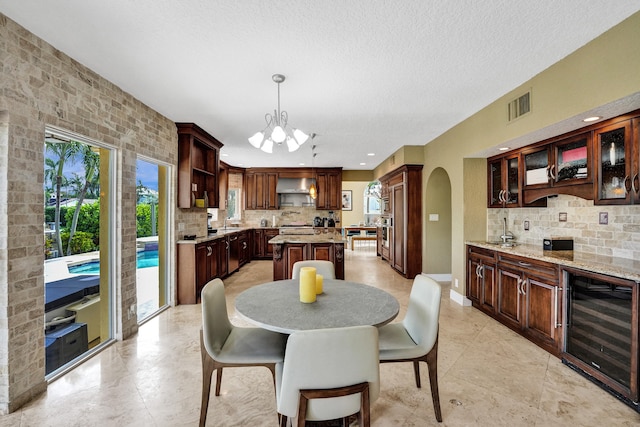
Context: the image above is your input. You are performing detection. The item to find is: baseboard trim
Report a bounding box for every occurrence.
[423,273,451,282]
[449,289,472,306]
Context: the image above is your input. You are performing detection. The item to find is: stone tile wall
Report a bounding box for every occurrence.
[0,14,177,413]
[488,195,640,259]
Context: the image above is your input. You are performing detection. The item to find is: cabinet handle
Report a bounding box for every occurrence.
[500,189,506,203]
[518,261,531,267]
[549,164,556,180]
[242,242,247,249]
[478,265,484,279]
[632,174,639,194]
[623,175,631,194]
[554,286,561,328]
[207,246,212,256]
[518,278,526,296]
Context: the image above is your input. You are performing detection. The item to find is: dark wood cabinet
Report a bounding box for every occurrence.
[176,123,222,209]
[488,110,640,206]
[178,239,220,304]
[238,231,251,267]
[379,165,422,279]
[496,252,561,355]
[488,153,521,208]
[467,246,496,315]
[466,245,562,355]
[594,120,634,205]
[315,169,342,210]
[253,228,279,259]
[272,241,345,280]
[245,172,278,210]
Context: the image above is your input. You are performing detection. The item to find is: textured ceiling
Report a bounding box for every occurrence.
[1,1,639,169]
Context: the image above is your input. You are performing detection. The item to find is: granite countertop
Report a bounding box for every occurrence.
[177,227,252,244]
[467,241,640,282]
[269,232,347,244]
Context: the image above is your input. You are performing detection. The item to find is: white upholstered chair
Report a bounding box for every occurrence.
[276,325,380,427]
[199,279,287,427]
[291,260,336,279]
[378,274,443,422]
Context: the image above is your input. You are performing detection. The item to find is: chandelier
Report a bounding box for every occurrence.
[248,74,309,153]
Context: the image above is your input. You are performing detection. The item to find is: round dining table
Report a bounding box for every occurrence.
[235,279,400,334]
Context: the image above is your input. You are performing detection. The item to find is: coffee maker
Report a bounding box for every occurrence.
[207,210,216,235]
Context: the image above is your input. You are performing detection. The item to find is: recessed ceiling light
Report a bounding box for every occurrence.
[360,162,366,166]
[367,153,375,156]
[221,153,229,157]
[299,162,305,166]
[498,147,510,151]
[583,116,602,122]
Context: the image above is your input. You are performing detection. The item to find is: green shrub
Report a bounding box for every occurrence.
[60,230,97,254]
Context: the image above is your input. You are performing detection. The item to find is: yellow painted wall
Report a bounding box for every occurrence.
[341,181,368,226]
[375,12,640,295]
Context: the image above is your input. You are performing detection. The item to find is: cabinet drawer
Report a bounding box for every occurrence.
[467,245,496,263]
[498,253,558,281]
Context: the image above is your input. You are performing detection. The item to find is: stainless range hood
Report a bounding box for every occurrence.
[276,178,316,207]
[276,177,315,194]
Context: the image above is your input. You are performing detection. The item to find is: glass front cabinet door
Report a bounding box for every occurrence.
[488,154,520,208]
[595,121,632,204]
[554,132,592,187]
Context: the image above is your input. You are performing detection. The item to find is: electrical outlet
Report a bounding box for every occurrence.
[454,278,459,288]
[178,222,185,231]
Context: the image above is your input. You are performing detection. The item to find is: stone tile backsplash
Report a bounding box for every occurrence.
[488,195,640,260]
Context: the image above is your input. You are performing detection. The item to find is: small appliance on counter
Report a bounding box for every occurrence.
[543,237,573,251]
[207,212,216,235]
[313,216,323,227]
[260,218,268,227]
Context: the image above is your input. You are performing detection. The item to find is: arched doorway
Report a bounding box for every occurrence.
[424,167,452,277]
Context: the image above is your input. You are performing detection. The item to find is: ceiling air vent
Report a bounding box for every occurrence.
[508,91,531,121]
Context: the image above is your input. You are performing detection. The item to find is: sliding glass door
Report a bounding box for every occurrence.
[135,157,170,322]
[43,127,114,377]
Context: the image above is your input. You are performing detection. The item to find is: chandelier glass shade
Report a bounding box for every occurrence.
[248,74,309,153]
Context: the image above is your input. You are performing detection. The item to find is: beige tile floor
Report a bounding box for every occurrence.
[4,249,640,426]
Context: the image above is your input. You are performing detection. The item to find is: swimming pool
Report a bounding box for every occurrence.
[68,250,158,274]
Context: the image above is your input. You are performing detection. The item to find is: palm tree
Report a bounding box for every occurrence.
[66,145,99,255]
[45,140,82,256]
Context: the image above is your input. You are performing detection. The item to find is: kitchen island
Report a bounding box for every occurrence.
[269,231,347,280]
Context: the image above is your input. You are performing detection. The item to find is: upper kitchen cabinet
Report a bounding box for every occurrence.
[314,168,342,210]
[488,153,520,208]
[245,171,278,210]
[177,123,222,209]
[487,152,546,208]
[594,119,636,205]
[521,132,593,204]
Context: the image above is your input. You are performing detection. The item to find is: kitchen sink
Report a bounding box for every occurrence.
[485,241,519,248]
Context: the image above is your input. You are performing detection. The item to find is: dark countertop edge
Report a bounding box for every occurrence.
[269,235,348,244]
[466,241,640,282]
[177,227,253,244]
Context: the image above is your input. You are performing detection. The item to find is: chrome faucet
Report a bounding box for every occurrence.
[223,217,227,230]
[500,217,514,244]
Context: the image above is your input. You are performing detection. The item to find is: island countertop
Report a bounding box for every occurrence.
[269,232,347,244]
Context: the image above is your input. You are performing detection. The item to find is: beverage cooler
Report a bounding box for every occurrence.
[562,268,639,410]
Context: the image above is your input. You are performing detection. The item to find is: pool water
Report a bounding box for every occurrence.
[69,250,158,274]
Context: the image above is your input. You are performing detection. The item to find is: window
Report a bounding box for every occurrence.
[227,189,241,220]
[363,181,381,225]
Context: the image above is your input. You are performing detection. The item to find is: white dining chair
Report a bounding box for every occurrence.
[276,325,380,427]
[199,278,287,427]
[377,273,443,422]
[291,260,336,279]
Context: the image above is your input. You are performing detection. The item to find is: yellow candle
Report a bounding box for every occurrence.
[315,274,324,294]
[299,267,317,303]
